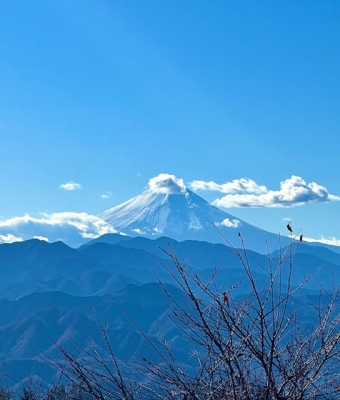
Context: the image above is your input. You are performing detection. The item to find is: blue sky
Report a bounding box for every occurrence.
[1,1,340,246]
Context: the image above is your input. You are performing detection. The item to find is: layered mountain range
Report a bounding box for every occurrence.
[1,234,340,388]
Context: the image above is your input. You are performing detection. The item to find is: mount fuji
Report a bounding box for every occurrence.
[99,175,289,253]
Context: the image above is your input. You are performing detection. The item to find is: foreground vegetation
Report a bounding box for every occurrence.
[2,233,340,399]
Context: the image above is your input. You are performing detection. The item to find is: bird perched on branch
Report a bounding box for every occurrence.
[223,292,229,304]
[287,222,293,233]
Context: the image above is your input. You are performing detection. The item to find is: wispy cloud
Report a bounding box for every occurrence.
[189,175,340,208]
[0,234,23,244]
[33,235,49,242]
[0,212,116,247]
[303,236,340,247]
[101,191,112,199]
[190,178,267,194]
[59,181,82,191]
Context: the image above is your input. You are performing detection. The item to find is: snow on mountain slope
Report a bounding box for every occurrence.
[99,174,289,253]
[100,188,232,232]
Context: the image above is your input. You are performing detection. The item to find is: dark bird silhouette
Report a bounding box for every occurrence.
[300,234,303,242]
[223,292,229,304]
[287,222,293,233]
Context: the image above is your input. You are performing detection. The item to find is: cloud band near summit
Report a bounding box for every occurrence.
[189,175,340,208]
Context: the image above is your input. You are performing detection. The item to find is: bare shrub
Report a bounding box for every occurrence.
[46,234,340,399]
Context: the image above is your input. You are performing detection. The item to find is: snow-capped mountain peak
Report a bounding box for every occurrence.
[100,188,235,235]
[99,174,287,252]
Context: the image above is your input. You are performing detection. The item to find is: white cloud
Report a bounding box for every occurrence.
[33,236,49,242]
[59,181,82,191]
[131,228,146,235]
[215,218,241,228]
[190,178,267,194]
[0,234,23,244]
[303,236,340,247]
[190,175,340,208]
[101,191,112,199]
[148,173,186,194]
[0,212,116,247]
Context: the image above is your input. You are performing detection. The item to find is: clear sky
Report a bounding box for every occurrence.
[1,1,340,246]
